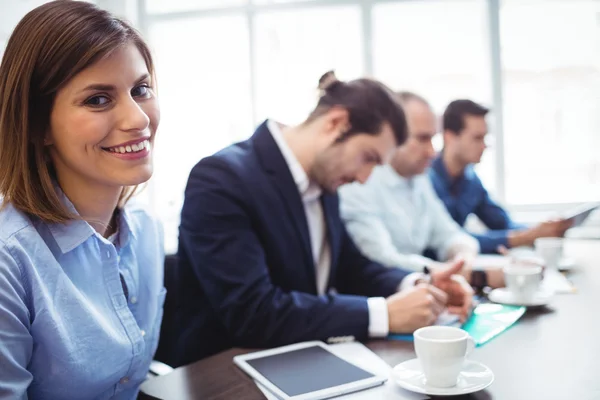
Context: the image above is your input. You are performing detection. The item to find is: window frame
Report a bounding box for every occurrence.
[137,0,597,216]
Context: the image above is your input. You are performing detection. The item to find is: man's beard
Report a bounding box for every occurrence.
[311,154,339,193]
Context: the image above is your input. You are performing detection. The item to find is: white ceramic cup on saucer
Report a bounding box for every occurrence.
[414,326,475,388]
[534,238,563,269]
[503,265,543,301]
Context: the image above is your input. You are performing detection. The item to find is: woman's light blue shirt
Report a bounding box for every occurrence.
[0,197,165,399]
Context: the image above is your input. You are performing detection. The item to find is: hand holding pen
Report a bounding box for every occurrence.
[423,259,474,323]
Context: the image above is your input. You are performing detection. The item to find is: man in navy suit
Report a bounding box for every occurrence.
[169,73,472,366]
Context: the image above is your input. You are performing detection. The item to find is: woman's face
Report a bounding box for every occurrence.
[48,42,159,192]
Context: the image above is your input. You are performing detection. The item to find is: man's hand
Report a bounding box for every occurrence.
[482,268,505,289]
[386,283,448,333]
[430,259,474,322]
[433,257,504,289]
[532,219,573,239]
[509,218,573,247]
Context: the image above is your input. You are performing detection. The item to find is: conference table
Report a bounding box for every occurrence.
[140,239,599,400]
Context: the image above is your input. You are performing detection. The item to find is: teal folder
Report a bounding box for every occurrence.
[388,303,526,347]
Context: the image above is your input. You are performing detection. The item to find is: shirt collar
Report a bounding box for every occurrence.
[431,154,478,194]
[47,186,135,254]
[380,164,414,189]
[432,153,478,180]
[431,154,453,188]
[110,206,136,249]
[463,164,476,180]
[267,119,322,201]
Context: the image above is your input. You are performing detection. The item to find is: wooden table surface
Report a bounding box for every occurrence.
[140,239,600,400]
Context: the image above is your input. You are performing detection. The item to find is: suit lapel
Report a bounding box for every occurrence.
[252,121,316,290]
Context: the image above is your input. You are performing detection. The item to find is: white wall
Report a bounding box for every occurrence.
[0,0,51,57]
[0,0,139,58]
[95,0,139,26]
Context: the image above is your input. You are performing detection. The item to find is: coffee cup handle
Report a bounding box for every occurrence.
[466,335,475,357]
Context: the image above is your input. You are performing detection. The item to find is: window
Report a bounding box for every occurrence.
[253,0,317,4]
[253,6,363,124]
[500,0,600,204]
[373,0,491,111]
[139,0,599,250]
[148,15,252,251]
[372,0,496,192]
[0,0,62,59]
[145,0,248,14]
[252,0,315,5]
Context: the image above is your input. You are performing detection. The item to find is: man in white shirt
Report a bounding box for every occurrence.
[340,92,501,287]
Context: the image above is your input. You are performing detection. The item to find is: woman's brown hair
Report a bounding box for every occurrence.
[0,0,155,223]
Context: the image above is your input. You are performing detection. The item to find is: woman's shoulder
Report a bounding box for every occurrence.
[122,202,165,271]
[0,202,35,245]
[122,201,163,242]
[0,203,41,286]
[123,201,156,221]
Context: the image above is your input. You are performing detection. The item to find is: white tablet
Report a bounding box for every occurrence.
[563,202,599,227]
[233,341,386,400]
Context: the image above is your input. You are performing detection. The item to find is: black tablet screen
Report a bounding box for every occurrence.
[246,345,375,397]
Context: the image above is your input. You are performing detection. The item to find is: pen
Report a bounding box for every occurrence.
[422,265,432,284]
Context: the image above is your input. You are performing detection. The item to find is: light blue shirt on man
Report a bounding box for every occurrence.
[340,164,479,271]
[0,194,165,400]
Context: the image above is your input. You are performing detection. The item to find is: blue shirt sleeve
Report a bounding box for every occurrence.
[429,159,527,254]
[470,177,528,253]
[0,244,33,399]
[473,177,524,231]
[469,230,510,254]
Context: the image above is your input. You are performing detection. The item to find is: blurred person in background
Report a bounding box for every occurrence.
[429,99,572,254]
[340,92,502,290]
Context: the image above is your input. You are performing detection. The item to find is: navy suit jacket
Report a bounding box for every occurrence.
[169,121,410,366]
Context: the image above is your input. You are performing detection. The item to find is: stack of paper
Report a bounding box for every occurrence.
[541,268,576,294]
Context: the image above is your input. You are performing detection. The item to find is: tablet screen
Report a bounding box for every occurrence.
[564,203,599,227]
[245,345,375,397]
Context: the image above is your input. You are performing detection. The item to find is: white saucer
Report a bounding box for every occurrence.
[488,287,553,307]
[557,257,576,271]
[392,358,494,396]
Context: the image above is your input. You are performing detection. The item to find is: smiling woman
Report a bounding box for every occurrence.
[46,41,159,223]
[0,1,165,399]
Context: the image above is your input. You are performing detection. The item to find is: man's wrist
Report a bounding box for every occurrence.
[470,269,488,291]
[508,229,534,248]
[367,297,389,337]
[400,272,424,291]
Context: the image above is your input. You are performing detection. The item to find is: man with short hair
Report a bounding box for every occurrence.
[429,99,572,254]
[340,92,501,288]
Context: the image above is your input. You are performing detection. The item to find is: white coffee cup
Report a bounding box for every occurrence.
[414,326,475,388]
[504,265,543,300]
[534,238,563,269]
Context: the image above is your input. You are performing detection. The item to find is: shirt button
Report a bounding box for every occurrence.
[120,377,129,384]
[140,330,146,337]
[106,251,111,258]
[130,296,137,304]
